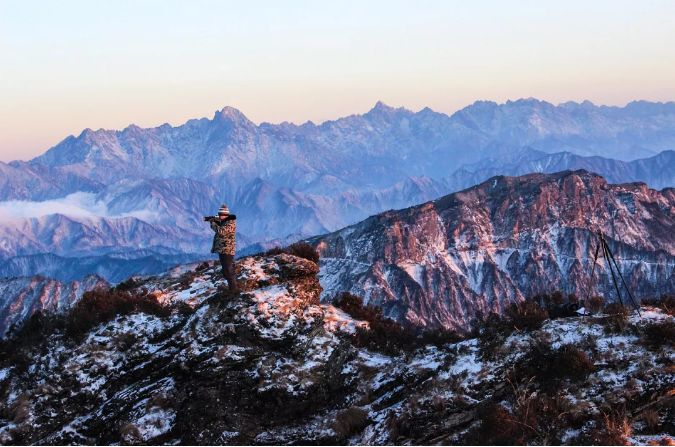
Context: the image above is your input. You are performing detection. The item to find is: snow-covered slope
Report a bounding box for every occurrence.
[0,253,672,444]
[314,170,675,330]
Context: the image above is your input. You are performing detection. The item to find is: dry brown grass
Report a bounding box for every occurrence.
[10,394,31,424]
[332,406,369,439]
[587,412,632,445]
[640,408,661,432]
[119,422,142,445]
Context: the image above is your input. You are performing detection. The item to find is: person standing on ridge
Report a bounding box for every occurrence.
[207,204,239,293]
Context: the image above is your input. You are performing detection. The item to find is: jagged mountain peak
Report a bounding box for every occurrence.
[366,100,412,117]
[559,99,597,109]
[370,100,394,111]
[505,97,553,107]
[212,105,252,124]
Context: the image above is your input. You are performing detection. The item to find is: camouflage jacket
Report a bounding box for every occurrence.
[210,215,237,255]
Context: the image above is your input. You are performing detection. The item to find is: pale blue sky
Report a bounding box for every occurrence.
[1,0,674,160]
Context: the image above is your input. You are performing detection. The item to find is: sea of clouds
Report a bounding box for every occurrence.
[0,192,158,222]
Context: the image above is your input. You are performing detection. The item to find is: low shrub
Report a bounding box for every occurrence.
[334,292,382,322]
[640,409,661,432]
[112,331,138,352]
[172,300,194,316]
[114,277,142,292]
[476,313,507,361]
[4,311,65,344]
[335,293,411,355]
[647,437,675,446]
[265,241,320,264]
[263,246,284,256]
[516,342,595,390]
[532,292,579,319]
[505,301,549,332]
[146,392,173,410]
[641,320,675,349]
[588,295,605,314]
[415,328,463,346]
[641,295,675,316]
[10,394,31,424]
[332,406,369,439]
[602,303,630,333]
[286,241,320,263]
[194,262,210,272]
[178,271,197,289]
[119,422,142,445]
[476,403,520,444]
[550,291,565,306]
[68,288,170,336]
[473,390,574,445]
[472,301,549,360]
[335,293,460,354]
[351,321,411,356]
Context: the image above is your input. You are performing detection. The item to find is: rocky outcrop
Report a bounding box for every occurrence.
[314,170,675,330]
[0,253,672,445]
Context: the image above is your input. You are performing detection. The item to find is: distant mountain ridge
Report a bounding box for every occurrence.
[446,148,675,191]
[0,99,674,283]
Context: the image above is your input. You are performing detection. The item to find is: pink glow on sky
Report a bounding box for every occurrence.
[1,0,674,161]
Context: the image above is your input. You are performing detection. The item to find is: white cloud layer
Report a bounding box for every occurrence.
[0,192,157,222]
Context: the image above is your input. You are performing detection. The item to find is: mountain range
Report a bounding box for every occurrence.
[1,99,674,283]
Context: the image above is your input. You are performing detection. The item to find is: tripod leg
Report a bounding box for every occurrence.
[606,243,641,316]
[585,241,601,308]
[602,240,625,308]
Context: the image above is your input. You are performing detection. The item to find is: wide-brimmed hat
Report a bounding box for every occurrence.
[218,204,230,216]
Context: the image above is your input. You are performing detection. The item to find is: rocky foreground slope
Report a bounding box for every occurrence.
[0,253,673,445]
[314,170,675,331]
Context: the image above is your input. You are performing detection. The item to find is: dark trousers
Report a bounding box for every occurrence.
[218,254,237,291]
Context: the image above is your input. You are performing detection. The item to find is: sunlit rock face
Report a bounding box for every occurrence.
[0,275,108,336]
[314,170,675,330]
